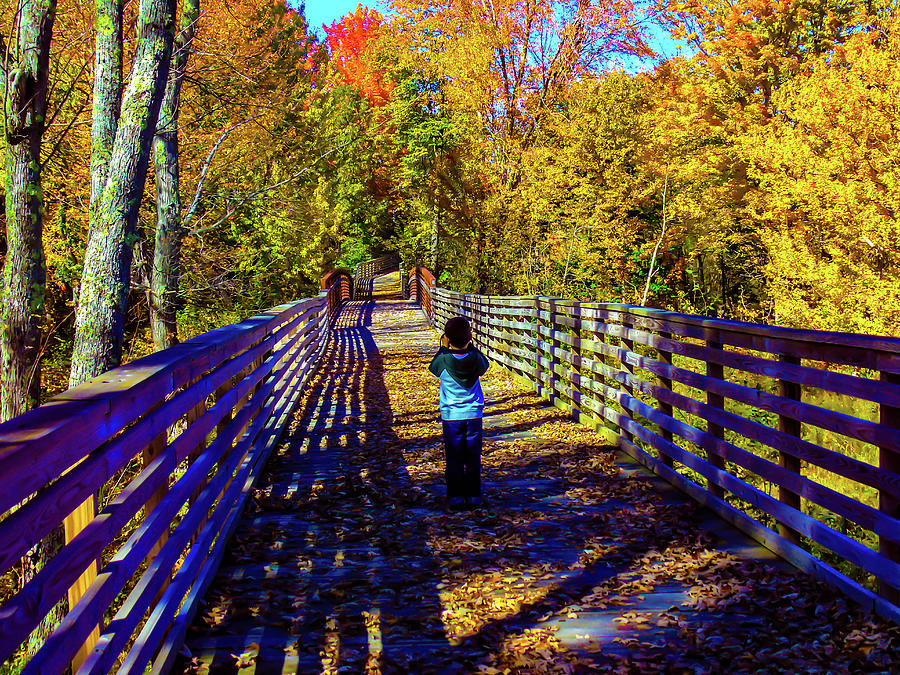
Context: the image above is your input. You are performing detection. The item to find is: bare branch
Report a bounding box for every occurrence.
[182,115,261,228]
[642,166,669,306]
[41,91,90,168]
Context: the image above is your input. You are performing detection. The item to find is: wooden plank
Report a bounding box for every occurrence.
[489,338,900,620]
[561,341,900,500]
[657,331,675,467]
[705,338,727,500]
[554,315,900,408]
[3,309,316,668]
[527,325,900,503]
[619,318,636,445]
[0,322,287,577]
[609,342,900,454]
[560,301,900,355]
[86,431,257,675]
[551,303,900,373]
[535,342,900,539]
[122,341,310,674]
[778,355,803,544]
[0,450,177,666]
[141,429,169,559]
[0,300,316,516]
[21,362,285,674]
[62,495,99,672]
[613,412,900,585]
[601,378,900,543]
[880,370,900,605]
[622,360,900,501]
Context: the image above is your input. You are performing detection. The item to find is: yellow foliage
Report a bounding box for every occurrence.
[743,22,900,334]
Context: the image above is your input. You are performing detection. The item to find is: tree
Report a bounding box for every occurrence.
[391,0,650,184]
[149,0,199,350]
[325,4,393,106]
[69,0,177,387]
[1,0,58,420]
[743,19,900,335]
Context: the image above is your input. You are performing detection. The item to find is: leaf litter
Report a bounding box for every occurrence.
[183,299,899,674]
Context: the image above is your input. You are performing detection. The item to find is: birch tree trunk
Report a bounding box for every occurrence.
[1,0,57,421]
[69,0,178,387]
[150,0,199,351]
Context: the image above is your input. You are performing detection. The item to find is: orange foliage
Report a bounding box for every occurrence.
[324,5,393,106]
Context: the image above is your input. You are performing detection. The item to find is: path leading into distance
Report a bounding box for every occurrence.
[181,272,899,674]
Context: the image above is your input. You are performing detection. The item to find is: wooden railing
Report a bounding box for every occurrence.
[408,267,436,318]
[355,253,400,282]
[321,268,353,317]
[353,253,400,299]
[409,268,900,623]
[0,273,353,673]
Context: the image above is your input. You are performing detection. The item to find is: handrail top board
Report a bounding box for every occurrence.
[320,268,352,289]
[557,300,900,356]
[0,295,325,515]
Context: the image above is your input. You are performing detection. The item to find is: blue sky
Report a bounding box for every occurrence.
[297,0,387,36]
[292,0,681,70]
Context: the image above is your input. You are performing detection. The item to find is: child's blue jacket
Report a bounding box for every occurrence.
[428,345,490,420]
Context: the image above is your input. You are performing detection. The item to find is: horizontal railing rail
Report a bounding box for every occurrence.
[0,274,352,673]
[409,268,900,623]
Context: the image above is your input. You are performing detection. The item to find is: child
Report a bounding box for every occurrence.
[429,316,490,510]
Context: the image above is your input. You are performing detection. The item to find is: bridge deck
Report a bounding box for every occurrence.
[182,273,897,673]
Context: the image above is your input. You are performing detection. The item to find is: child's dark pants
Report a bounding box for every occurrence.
[442,418,483,499]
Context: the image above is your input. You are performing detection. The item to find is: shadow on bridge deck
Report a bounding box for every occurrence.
[181,281,899,673]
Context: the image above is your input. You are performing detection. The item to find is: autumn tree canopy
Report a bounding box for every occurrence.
[1,0,898,412]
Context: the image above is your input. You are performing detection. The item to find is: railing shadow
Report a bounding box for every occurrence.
[182,297,452,671]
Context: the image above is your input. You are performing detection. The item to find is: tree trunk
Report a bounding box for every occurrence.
[430,201,439,274]
[1,0,68,657]
[2,144,47,421]
[150,0,199,351]
[1,0,57,421]
[70,0,178,387]
[90,0,124,213]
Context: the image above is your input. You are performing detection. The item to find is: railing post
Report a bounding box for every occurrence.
[619,313,636,444]
[880,370,900,604]
[705,336,727,500]
[532,298,547,401]
[428,275,437,328]
[533,298,558,405]
[777,355,803,545]
[657,330,675,467]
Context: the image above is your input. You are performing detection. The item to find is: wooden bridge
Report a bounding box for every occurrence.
[1,257,899,673]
